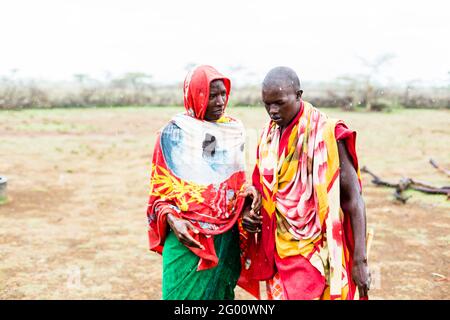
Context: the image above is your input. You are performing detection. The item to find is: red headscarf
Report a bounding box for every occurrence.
[183,65,231,120]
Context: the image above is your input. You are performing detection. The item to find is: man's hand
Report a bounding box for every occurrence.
[241,206,262,233]
[240,185,262,214]
[240,185,262,234]
[352,259,371,298]
[167,213,205,249]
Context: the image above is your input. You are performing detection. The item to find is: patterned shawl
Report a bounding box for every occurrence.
[146,65,248,271]
[248,100,361,300]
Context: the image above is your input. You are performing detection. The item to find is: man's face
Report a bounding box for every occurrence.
[204,80,227,121]
[262,83,302,128]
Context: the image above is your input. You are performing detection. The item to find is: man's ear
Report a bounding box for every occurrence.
[297,90,303,100]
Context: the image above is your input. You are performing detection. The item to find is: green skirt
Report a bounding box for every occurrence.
[162,225,241,300]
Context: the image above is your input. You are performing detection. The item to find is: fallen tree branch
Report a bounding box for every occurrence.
[429,158,450,178]
[393,190,411,203]
[410,185,450,195]
[361,166,450,203]
[360,166,398,188]
[410,179,449,190]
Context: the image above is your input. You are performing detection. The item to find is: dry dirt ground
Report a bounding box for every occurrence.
[0,106,449,299]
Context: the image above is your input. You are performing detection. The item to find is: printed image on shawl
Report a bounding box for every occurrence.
[161,113,245,186]
[147,113,247,270]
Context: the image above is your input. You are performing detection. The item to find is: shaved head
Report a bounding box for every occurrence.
[262,66,301,92]
[261,66,303,128]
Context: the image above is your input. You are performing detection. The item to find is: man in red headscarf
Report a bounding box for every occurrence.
[146,65,261,299]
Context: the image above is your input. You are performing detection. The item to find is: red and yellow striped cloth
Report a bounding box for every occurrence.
[247,100,361,300]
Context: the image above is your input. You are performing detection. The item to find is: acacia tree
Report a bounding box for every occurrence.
[358,53,395,111]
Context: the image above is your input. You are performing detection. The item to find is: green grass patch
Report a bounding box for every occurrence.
[13,122,94,133]
[0,196,8,205]
[402,189,450,209]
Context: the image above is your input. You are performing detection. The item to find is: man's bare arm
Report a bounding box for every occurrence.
[338,140,371,297]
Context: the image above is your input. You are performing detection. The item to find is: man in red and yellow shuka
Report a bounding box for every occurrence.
[242,67,371,300]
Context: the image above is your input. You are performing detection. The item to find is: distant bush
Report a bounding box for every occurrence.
[0,76,448,110]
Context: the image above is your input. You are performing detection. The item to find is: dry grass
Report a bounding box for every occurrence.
[0,106,449,299]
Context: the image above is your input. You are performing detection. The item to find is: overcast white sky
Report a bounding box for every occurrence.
[1,0,449,85]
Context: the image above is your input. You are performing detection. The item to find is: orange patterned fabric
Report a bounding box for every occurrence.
[266,272,284,300]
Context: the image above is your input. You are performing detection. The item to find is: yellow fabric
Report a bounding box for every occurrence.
[257,101,360,299]
[274,119,338,258]
[215,115,232,123]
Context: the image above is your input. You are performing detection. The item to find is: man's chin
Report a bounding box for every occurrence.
[272,118,284,126]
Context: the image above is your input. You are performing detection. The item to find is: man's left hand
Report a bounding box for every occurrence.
[352,259,371,298]
[240,185,262,214]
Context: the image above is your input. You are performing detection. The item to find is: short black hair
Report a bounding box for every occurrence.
[262,66,301,91]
